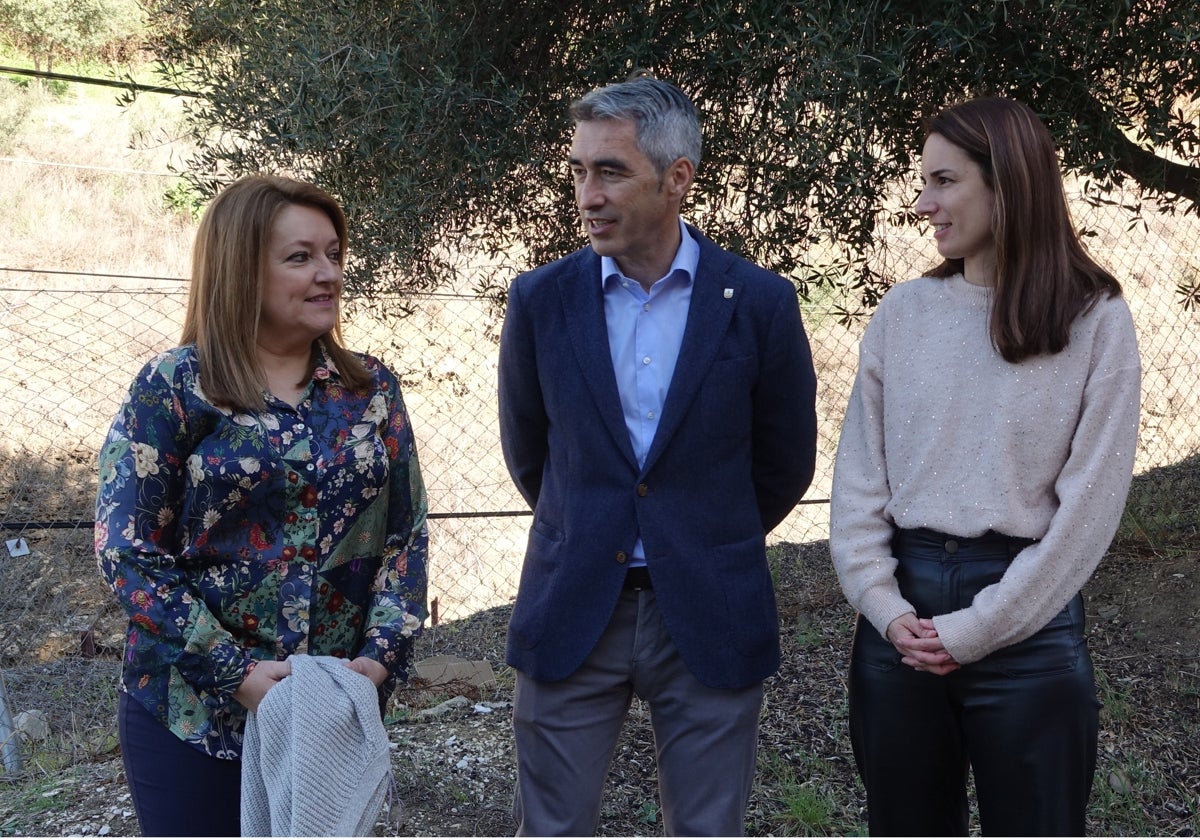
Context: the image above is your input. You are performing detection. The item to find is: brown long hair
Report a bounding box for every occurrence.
[180,175,369,411]
[925,97,1121,362]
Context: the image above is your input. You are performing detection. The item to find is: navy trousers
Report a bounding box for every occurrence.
[848,528,1100,836]
[118,692,242,836]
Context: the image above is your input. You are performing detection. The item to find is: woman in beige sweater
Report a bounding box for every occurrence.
[830,97,1140,835]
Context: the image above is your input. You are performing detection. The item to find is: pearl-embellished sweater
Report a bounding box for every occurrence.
[830,274,1141,664]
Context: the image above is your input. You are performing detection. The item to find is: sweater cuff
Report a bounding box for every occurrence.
[857,586,917,642]
[932,611,987,665]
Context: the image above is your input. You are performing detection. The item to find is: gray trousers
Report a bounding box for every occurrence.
[512,587,764,836]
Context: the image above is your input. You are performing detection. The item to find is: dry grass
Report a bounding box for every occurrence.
[0,84,194,277]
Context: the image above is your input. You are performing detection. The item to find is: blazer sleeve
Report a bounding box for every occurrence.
[752,283,818,532]
[497,276,549,509]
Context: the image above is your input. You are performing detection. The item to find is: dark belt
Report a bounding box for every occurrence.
[623,565,653,590]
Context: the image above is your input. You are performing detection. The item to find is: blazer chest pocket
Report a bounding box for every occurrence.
[700,355,755,438]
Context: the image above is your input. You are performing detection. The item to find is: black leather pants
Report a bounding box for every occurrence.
[848,528,1100,836]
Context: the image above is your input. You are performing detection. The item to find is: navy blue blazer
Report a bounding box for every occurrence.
[498,226,818,689]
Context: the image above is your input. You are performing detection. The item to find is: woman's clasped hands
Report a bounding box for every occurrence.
[886,612,961,675]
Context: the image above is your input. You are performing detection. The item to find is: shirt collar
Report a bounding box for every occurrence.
[311,339,340,383]
[601,217,699,290]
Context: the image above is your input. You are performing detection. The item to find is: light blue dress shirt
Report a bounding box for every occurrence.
[601,219,699,563]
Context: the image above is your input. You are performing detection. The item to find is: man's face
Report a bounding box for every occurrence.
[568,118,687,285]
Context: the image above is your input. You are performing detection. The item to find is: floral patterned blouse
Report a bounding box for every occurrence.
[95,343,428,759]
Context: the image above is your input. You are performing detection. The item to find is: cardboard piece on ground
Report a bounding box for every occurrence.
[413,655,496,689]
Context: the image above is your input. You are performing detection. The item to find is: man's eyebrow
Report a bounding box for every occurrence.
[567,156,632,172]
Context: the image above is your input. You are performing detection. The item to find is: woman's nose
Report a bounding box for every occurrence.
[315,256,341,281]
[914,187,934,216]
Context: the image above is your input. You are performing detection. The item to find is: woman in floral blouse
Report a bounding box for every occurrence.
[95,175,428,836]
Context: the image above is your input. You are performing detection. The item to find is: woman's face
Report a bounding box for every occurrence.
[915,132,997,284]
[258,203,343,353]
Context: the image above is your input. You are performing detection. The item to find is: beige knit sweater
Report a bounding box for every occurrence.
[830,274,1141,664]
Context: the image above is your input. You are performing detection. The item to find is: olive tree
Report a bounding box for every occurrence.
[0,0,144,76]
[142,0,1200,306]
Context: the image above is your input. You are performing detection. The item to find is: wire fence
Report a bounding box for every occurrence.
[1,182,1198,777]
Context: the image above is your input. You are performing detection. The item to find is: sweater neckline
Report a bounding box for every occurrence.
[944,272,994,306]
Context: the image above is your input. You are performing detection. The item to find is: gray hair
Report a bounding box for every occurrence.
[570,77,702,175]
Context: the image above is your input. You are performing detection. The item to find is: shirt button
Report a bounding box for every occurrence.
[643,303,650,312]
[615,551,628,564]
[642,356,651,365]
[306,463,315,471]
[636,484,649,497]
[646,411,655,420]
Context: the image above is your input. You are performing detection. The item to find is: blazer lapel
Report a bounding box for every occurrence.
[558,250,640,468]
[641,236,740,473]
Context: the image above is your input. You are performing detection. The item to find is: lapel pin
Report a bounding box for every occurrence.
[723,288,733,299]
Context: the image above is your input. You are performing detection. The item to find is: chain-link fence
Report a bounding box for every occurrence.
[1,183,1198,776]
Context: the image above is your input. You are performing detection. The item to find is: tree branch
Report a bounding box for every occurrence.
[1086,93,1200,211]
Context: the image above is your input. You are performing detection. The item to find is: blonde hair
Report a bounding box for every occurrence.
[180,175,369,411]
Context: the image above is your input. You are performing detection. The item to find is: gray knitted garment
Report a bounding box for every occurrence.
[240,654,392,836]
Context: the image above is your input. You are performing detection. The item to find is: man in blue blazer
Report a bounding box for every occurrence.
[498,76,818,836]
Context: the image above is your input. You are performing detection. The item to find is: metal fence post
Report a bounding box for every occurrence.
[0,668,23,773]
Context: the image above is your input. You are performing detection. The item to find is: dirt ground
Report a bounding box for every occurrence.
[1086,548,1200,660]
[1,538,1196,837]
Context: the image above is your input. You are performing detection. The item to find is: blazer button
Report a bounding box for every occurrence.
[636,483,649,497]
[615,551,629,564]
